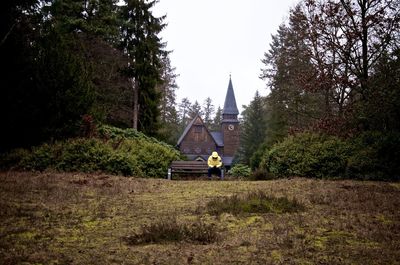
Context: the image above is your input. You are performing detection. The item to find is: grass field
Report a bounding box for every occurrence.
[1,171,399,264]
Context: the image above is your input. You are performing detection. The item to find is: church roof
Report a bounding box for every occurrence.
[210,131,224,147]
[222,77,239,115]
[176,115,198,146]
[177,114,222,147]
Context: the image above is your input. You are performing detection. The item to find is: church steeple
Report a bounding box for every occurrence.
[221,76,240,158]
[222,76,239,120]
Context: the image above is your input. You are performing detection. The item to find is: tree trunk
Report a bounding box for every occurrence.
[132,78,139,130]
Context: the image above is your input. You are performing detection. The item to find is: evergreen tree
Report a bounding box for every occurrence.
[237,91,267,167]
[178,97,192,129]
[210,106,222,131]
[202,97,215,127]
[189,100,203,119]
[366,48,400,131]
[1,0,43,150]
[0,0,96,150]
[119,0,166,136]
[260,8,325,141]
[157,51,180,144]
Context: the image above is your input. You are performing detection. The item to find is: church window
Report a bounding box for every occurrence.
[194,125,203,133]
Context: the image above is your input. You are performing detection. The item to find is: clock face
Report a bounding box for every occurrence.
[228,124,234,131]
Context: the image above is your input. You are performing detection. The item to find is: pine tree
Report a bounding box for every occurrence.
[210,106,222,131]
[119,0,166,136]
[260,8,325,139]
[237,91,267,167]
[157,51,180,144]
[178,97,192,128]
[202,97,215,127]
[0,0,97,149]
[189,100,203,119]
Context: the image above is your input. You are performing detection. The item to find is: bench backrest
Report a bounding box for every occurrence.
[170,160,208,169]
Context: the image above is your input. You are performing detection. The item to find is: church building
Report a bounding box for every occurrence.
[176,77,240,167]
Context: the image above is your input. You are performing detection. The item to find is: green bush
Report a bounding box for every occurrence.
[261,131,400,180]
[347,131,400,180]
[54,139,111,172]
[21,143,54,171]
[229,164,251,178]
[263,133,351,178]
[98,124,175,150]
[249,144,268,170]
[0,148,31,170]
[249,168,274,181]
[4,125,182,178]
[104,152,142,177]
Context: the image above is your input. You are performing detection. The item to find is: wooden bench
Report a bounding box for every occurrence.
[167,160,224,180]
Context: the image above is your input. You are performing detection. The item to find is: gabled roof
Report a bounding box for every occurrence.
[222,77,239,115]
[177,115,198,146]
[176,114,224,147]
[177,114,221,147]
[210,132,224,147]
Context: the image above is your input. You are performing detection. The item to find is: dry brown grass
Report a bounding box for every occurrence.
[0,171,399,264]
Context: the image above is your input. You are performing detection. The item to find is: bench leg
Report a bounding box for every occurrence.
[167,168,171,180]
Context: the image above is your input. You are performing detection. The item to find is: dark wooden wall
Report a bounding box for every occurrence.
[179,124,217,156]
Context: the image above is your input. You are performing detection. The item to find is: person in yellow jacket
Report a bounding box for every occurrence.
[207,151,222,179]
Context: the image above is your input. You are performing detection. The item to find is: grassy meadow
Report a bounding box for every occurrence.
[0,171,399,264]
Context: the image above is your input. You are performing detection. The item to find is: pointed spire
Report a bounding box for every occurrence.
[222,76,239,115]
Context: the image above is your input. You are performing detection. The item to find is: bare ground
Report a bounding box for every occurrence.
[0,171,399,265]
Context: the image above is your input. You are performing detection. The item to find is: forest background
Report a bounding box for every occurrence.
[1,0,399,180]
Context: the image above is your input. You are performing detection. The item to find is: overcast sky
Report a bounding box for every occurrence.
[152,0,299,114]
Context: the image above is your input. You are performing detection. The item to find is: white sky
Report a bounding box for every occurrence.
[152,0,299,114]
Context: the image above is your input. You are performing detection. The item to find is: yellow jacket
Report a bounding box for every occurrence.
[208,152,222,168]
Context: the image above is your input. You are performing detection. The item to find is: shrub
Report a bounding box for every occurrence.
[263,133,351,178]
[206,191,305,216]
[98,124,177,150]
[248,168,274,181]
[104,152,142,177]
[249,144,268,170]
[10,126,181,178]
[0,148,30,170]
[346,131,400,180]
[229,164,251,178]
[124,217,219,245]
[21,144,54,171]
[261,131,400,180]
[54,138,111,172]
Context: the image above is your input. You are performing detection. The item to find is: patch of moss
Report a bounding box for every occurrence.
[16,230,38,240]
[347,238,381,249]
[390,183,400,190]
[82,219,103,229]
[309,229,354,251]
[375,214,393,225]
[245,215,264,226]
[271,250,283,263]
[206,191,305,216]
[313,235,328,250]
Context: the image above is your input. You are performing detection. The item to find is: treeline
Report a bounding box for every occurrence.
[0,0,183,151]
[237,0,400,180]
[0,0,226,151]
